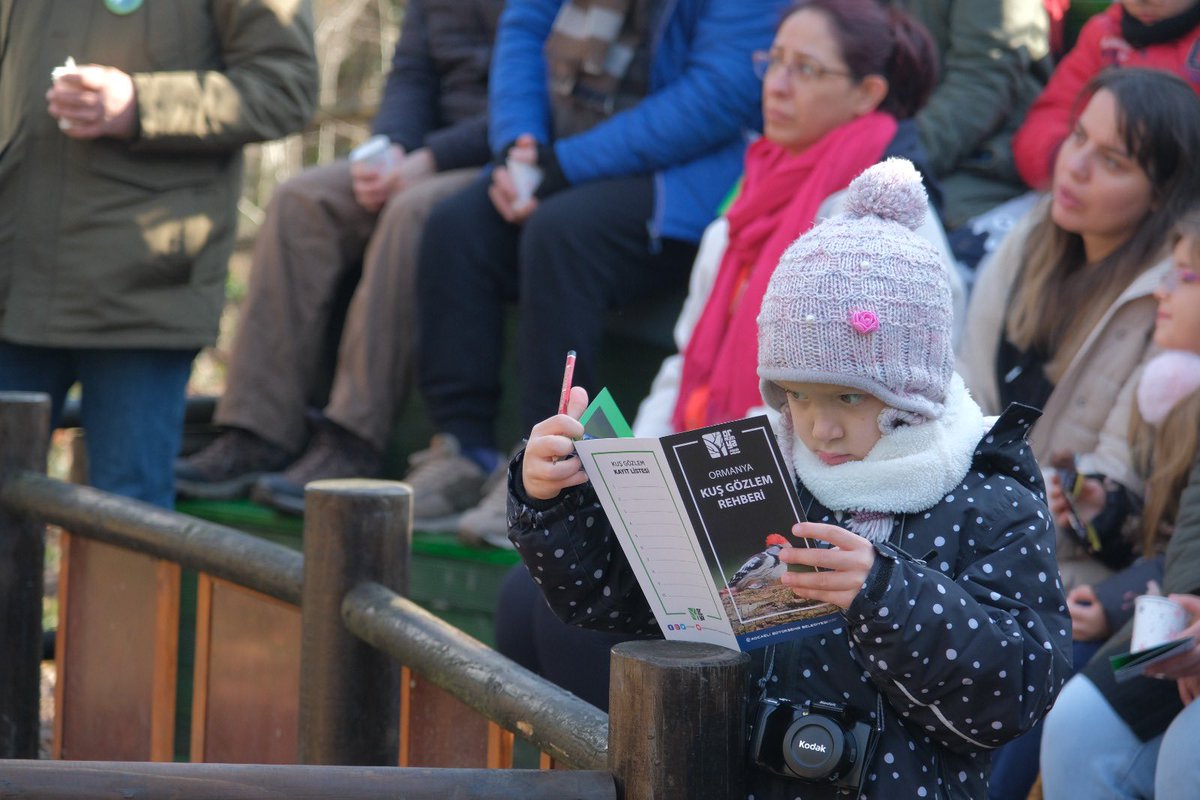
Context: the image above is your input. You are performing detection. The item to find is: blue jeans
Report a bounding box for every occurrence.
[0,342,195,508]
[1040,674,1200,800]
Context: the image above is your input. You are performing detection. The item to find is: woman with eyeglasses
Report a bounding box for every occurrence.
[632,0,955,438]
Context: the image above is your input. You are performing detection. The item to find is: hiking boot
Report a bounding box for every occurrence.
[403,434,489,527]
[456,465,514,549]
[175,428,293,500]
[251,421,383,516]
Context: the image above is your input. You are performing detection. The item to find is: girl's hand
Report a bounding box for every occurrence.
[1066,584,1109,641]
[778,522,876,611]
[521,385,590,500]
[1151,594,1200,680]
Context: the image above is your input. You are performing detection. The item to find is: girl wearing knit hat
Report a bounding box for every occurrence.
[1040,209,1200,800]
[632,0,957,439]
[509,159,1070,799]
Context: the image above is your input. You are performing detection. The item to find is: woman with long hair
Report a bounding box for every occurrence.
[959,67,1200,592]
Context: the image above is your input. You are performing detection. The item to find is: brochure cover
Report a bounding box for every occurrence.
[573,410,841,652]
[1109,636,1195,683]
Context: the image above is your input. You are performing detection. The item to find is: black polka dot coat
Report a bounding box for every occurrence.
[507,407,1072,799]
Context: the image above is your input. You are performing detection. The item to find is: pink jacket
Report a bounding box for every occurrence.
[1013,4,1200,189]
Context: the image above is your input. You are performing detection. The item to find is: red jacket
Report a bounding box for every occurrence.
[1013,4,1200,189]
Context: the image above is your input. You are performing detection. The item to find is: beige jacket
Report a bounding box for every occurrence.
[0,0,318,349]
[958,197,1166,587]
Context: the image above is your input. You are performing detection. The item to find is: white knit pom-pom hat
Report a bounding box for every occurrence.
[757,158,954,430]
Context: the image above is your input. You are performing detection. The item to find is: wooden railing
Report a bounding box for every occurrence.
[0,392,750,799]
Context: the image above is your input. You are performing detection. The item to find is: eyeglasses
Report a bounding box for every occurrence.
[1160,268,1200,293]
[751,50,852,84]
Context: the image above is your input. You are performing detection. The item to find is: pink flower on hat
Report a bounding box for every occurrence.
[849,309,879,335]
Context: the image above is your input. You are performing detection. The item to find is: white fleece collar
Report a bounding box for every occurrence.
[792,373,988,513]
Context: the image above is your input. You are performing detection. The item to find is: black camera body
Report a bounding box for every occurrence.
[749,697,876,793]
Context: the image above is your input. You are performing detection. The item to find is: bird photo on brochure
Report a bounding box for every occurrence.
[725,533,790,594]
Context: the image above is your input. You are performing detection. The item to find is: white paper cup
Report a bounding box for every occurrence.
[507,158,543,207]
[349,134,395,171]
[51,57,78,130]
[1131,594,1188,652]
[51,56,78,83]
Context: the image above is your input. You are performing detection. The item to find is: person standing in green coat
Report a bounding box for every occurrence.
[890,0,1051,229]
[0,0,318,507]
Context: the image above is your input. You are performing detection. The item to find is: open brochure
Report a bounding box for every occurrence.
[573,394,841,651]
[1109,636,1195,683]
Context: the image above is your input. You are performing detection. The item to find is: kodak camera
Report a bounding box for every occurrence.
[749,697,877,794]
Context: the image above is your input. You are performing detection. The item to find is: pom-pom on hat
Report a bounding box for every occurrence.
[757,158,954,429]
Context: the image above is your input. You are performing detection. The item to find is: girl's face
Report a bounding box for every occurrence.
[1121,0,1198,25]
[779,381,887,465]
[1051,89,1155,264]
[1153,233,1200,352]
[759,9,885,153]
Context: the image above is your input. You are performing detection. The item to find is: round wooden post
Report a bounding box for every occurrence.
[0,392,51,758]
[608,641,749,800]
[299,479,410,765]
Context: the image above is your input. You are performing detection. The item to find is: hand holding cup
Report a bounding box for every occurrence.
[490,134,541,223]
[349,135,405,212]
[47,59,137,140]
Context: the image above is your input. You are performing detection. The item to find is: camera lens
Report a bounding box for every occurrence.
[781,714,855,780]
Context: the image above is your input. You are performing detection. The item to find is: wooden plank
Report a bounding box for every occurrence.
[150,561,180,761]
[195,578,301,764]
[398,666,413,767]
[0,760,617,800]
[402,671,490,767]
[57,537,161,760]
[487,722,514,769]
[189,573,215,762]
[51,529,72,760]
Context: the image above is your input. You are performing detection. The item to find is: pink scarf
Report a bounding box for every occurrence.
[672,111,898,431]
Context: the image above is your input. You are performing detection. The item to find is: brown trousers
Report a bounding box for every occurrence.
[215,161,480,449]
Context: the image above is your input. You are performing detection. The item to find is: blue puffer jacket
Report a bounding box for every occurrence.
[488,0,785,244]
[507,407,1071,799]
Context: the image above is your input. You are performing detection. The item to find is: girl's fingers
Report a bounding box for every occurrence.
[781,570,863,593]
[780,545,864,573]
[566,385,589,419]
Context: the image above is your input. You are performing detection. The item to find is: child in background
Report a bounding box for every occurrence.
[1040,210,1200,800]
[506,159,1071,799]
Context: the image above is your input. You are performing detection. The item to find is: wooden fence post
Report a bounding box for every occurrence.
[608,641,749,800]
[0,392,51,758]
[299,479,410,765]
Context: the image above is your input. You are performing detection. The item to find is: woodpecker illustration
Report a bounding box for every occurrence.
[725,533,790,594]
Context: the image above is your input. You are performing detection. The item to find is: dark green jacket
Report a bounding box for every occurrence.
[1085,453,1200,740]
[893,0,1051,227]
[0,0,318,349]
